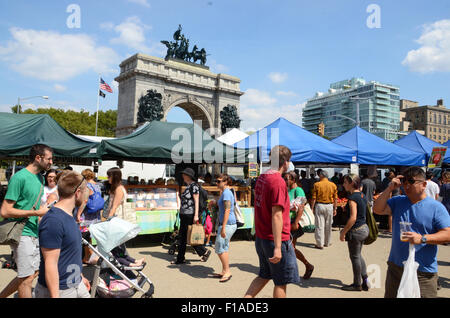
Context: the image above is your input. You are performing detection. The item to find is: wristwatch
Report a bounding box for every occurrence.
[421,235,427,244]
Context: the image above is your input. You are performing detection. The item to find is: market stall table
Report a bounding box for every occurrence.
[123,184,255,235]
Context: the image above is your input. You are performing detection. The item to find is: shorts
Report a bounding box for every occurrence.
[12,236,40,278]
[255,237,300,286]
[291,226,304,240]
[215,224,237,254]
[290,219,304,239]
[34,281,90,298]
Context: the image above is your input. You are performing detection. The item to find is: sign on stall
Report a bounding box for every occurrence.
[248,162,258,178]
[428,147,447,168]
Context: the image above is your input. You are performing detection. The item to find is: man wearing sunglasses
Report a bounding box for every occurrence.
[374,167,450,298]
[34,171,91,298]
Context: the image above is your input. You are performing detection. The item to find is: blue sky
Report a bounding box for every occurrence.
[0,0,449,132]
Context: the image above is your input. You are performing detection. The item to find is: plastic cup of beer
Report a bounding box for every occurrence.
[400,222,412,242]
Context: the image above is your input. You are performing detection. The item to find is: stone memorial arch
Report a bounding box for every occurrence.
[115,54,244,137]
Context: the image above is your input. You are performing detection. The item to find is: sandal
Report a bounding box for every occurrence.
[211,273,224,278]
[219,275,232,283]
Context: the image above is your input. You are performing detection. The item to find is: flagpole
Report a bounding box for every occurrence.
[95,74,100,136]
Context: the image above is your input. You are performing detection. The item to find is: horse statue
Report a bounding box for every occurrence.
[191,48,208,65]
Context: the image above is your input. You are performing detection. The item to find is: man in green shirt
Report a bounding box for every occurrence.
[0,144,53,298]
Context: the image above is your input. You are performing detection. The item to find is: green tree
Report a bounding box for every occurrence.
[12,106,117,137]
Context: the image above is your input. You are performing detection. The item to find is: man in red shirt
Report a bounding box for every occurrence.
[244,145,299,298]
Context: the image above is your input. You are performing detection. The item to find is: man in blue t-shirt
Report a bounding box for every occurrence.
[374,167,450,298]
[34,171,91,298]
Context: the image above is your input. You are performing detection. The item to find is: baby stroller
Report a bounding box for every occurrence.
[82,217,155,298]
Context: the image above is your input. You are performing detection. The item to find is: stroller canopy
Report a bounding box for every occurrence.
[89,218,141,255]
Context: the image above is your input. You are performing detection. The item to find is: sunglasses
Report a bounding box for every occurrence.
[401,178,425,185]
[216,179,225,183]
[73,176,86,194]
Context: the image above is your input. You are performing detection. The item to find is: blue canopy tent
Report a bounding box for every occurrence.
[331,126,426,166]
[394,131,450,164]
[234,118,357,164]
[443,140,450,147]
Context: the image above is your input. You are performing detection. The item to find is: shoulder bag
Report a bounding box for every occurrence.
[230,188,245,228]
[0,180,44,246]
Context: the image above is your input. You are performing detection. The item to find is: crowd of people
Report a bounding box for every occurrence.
[0,143,449,298]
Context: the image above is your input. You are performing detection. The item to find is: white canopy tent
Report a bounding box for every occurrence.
[217,128,248,146]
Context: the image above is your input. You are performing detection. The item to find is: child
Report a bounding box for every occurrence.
[202,200,215,247]
[111,244,146,268]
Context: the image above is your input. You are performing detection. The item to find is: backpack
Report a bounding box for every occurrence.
[86,183,105,214]
[189,183,209,215]
[364,203,379,245]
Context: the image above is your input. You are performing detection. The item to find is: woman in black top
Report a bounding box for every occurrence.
[171,168,211,265]
[340,174,370,292]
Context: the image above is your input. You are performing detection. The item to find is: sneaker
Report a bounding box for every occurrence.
[341,284,362,291]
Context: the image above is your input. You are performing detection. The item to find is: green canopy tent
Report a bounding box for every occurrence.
[0,112,99,165]
[97,121,253,165]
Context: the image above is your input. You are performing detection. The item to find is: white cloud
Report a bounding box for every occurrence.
[276,90,298,97]
[100,22,115,31]
[53,84,66,92]
[105,17,164,56]
[0,28,119,81]
[209,59,229,73]
[402,19,450,73]
[127,0,151,7]
[239,88,304,131]
[111,80,119,91]
[241,89,277,107]
[268,72,288,83]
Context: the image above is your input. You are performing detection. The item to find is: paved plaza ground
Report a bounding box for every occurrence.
[0,228,448,298]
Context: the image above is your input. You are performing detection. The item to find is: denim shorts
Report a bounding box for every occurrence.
[255,237,300,286]
[215,224,237,254]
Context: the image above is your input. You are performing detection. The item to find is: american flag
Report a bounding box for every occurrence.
[99,78,113,93]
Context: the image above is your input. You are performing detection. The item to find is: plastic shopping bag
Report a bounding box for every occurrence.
[397,243,421,298]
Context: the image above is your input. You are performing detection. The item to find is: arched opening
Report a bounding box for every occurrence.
[165,106,193,124]
[163,100,214,135]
